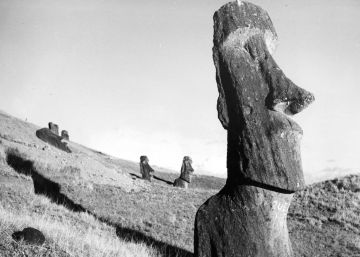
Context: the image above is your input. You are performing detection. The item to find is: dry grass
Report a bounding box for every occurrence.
[1,110,360,257]
[289,175,360,257]
[0,195,159,257]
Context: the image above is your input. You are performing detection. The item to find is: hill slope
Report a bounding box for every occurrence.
[0,110,359,257]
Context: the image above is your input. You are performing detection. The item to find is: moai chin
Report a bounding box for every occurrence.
[48,122,59,136]
[194,1,314,257]
[174,156,194,188]
[139,156,154,181]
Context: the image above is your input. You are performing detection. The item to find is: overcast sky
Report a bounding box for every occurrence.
[0,0,359,182]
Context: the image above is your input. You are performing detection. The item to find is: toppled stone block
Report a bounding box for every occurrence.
[36,128,71,153]
[48,122,59,136]
[139,155,154,181]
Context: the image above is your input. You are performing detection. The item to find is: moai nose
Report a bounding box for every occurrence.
[264,56,315,115]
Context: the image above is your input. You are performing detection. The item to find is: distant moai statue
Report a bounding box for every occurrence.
[194,1,315,257]
[36,128,71,153]
[48,122,59,136]
[174,156,194,189]
[61,130,69,141]
[139,156,154,181]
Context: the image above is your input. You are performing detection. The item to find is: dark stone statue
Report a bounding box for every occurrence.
[174,156,194,188]
[194,1,315,257]
[48,122,59,136]
[36,128,71,153]
[140,155,154,181]
[61,130,69,141]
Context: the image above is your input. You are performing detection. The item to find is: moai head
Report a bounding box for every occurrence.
[213,1,314,191]
[61,130,69,141]
[48,122,59,136]
[182,156,194,173]
[140,155,149,164]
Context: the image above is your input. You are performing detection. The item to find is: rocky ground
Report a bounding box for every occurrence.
[0,110,359,256]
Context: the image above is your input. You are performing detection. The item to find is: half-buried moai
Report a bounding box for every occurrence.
[174,156,194,189]
[194,1,315,257]
[140,155,154,181]
[61,130,69,141]
[48,122,59,136]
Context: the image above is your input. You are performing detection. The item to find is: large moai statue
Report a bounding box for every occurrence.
[174,156,194,189]
[139,156,154,181]
[48,122,59,136]
[194,1,315,257]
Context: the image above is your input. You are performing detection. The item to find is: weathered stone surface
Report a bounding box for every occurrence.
[48,122,59,136]
[36,128,71,153]
[12,227,45,246]
[213,0,314,191]
[195,185,293,257]
[139,155,154,181]
[61,130,69,141]
[174,177,189,188]
[174,156,194,188]
[194,1,315,257]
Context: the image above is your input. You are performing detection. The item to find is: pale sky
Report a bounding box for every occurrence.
[0,0,359,182]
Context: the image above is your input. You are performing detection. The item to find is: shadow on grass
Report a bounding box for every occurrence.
[6,151,85,212]
[153,175,174,185]
[6,150,193,257]
[130,172,174,186]
[115,226,193,257]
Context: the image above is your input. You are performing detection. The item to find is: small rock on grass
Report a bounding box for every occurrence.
[12,227,45,246]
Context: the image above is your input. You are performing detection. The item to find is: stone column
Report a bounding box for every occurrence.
[194,1,315,257]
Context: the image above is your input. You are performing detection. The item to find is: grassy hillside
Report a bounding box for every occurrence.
[0,110,359,257]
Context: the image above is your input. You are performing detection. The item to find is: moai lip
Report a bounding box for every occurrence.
[213,0,314,192]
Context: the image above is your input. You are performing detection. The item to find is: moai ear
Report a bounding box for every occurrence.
[216,74,230,130]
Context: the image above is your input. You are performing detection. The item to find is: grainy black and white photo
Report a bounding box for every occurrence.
[0,0,359,256]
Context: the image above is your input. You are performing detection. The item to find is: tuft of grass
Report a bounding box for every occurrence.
[0,195,159,257]
[0,144,5,164]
